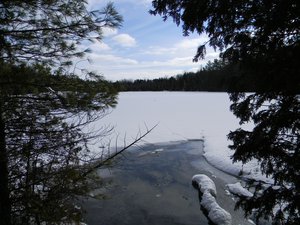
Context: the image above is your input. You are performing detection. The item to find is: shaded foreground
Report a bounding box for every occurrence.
[83,140,254,225]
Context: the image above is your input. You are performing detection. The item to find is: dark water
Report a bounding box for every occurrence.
[83,140,253,225]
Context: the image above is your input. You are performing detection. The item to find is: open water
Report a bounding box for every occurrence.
[83,140,253,225]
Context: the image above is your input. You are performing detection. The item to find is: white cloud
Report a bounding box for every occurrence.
[90,42,111,52]
[80,37,218,81]
[102,27,118,37]
[112,34,136,47]
[167,57,194,66]
[141,36,211,58]
[89,53,138,65]
[150,57,204,71]
[176,37,208,49]
[84,50,214,81]
[83,1,219,81]
[143,46,177,55]
[81,51,199,81]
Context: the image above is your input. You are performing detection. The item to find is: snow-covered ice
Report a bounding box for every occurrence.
[192,174,232,225]
[95,92,268,183]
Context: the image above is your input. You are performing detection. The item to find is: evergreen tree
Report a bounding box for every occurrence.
[0,0,122,67]
[0,63,117,224]
[0,1,123,224]
[151,0,299,224]
[228,93,300,224]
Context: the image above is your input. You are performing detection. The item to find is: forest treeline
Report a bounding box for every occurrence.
[113,59,299,92]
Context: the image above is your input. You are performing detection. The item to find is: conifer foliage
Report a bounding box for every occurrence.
[0,64,118,224]
[0,1,122,224]
[151,0,299,224]
[228,93,300,224]
[0,0,122,67]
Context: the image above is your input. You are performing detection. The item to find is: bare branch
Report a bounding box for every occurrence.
[82,124,158,177]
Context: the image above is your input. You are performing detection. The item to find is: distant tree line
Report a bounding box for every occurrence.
[113,59,298,92]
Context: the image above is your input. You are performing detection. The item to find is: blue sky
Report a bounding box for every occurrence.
[82,0,219,81]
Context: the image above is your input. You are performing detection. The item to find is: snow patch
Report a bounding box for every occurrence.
[192,174,217,197]
[192,174,232,225]
[226,182,253,198]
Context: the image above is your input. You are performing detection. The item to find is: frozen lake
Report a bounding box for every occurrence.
[83,92,266,225]
[100,91,239,147]
[95,92,264,182]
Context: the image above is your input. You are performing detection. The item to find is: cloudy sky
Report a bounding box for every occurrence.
[82,0,219,81]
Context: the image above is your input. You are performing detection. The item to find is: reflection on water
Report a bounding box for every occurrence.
[83,140,251,225]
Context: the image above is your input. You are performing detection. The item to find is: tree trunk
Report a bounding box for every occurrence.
[0,107,11,225]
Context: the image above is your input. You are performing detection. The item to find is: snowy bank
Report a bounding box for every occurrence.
[203,149,273,184]
[192,174,232,225]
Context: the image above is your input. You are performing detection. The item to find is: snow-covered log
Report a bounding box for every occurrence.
[192,174,232,225]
